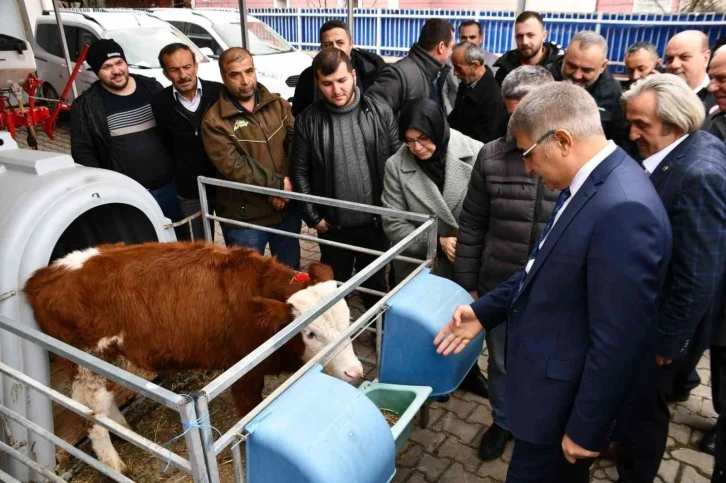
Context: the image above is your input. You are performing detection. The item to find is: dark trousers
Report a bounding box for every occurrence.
[616,348,705,482]
[667,351,703,399]
[149,180,185,240]
[222,211,301,270]
[712,346,726,481]
[318,222,388,309]
[505,439,594,483]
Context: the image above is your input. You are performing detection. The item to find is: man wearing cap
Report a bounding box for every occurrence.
[71,39,183,227]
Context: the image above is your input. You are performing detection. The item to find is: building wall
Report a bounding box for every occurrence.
[203,0,630,9]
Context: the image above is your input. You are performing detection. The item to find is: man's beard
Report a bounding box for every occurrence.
[519,41,544,60]
[101,71,130,91]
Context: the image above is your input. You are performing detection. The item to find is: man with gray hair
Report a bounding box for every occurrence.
[624,41,664,89]
[616,74,726,481]
[436,81,671,482]
[549,30,629,148]
[666,30,716,112]
[448,42,508,143]
[454,65,560,461]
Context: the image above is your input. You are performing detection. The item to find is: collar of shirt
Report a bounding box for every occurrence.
[566,140,617,201]
[641,134,689,175]
[173,78,203,111]
[693,74,710,94]
[528,140,617,266]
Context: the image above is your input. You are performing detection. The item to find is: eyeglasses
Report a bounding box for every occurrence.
[521,130,556,161]
[404,133,431,148]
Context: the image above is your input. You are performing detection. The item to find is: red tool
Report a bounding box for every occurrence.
[0,44,89,148]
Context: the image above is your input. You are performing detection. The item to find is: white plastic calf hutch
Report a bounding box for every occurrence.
[0,132,175,481]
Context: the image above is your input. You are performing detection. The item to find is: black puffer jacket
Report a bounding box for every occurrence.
[367,43,450,116]
[291,48,385,117]
[290,93,401,227]
[548,57,631,150]
[453,137,560,295]
[493,41,563,86]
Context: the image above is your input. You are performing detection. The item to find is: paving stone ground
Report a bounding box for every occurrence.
[14,123,718,482]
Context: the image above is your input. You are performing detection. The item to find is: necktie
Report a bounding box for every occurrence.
[430,71,441,105]
[514,188,572,298]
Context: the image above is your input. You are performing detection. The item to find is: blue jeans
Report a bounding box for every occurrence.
[149,181,185,240]
[223,211,301,270]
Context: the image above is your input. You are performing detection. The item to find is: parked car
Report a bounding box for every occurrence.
[147,8,311,102]
[33,9,227,105]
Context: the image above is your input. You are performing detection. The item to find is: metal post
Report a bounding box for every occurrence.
[13,0,35,47]
[595,11,604,35]
[197,178,213,243]
[513,0,527,50]
[193,392,221,483]
[51,0,77,99]
[178,400,212,483]
[375,9,382,55]
[348,0,355,39]
[296,8,303,50]
[238,0,250,50]
[231,441,245,483]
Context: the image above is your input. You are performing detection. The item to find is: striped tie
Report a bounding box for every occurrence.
[514,188,572,299]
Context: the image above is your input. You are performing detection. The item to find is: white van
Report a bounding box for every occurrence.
[148,8,311,102]
[33,9,227,104]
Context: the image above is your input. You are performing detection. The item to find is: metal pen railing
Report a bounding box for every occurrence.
[193,178,438,482]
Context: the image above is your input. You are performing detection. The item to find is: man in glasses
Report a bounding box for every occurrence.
[436,82,672,482]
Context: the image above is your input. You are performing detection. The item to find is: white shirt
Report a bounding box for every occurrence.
[641,134,689,175]
[694,74,710,94]
[173,78,203,112]
[524,140,617,274]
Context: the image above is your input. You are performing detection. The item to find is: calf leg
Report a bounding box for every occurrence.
[231,371,265,418]
[106,397,131,430]
[72,366,129,475]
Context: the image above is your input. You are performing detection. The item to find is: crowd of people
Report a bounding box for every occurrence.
[68,11,726,482]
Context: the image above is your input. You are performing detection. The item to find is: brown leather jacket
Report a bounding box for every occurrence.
[202,83,294,225]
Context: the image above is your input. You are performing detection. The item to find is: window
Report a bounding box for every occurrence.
[63,26,79,61]
[186,23,223,56]
[78,28,97,58]
[36,24,64,58]
[168,21,187,32]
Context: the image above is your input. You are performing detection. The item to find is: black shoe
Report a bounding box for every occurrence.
[478,424,512,461]
[700,427,717,455]
[664,392,690,403]
[459,366,489,399]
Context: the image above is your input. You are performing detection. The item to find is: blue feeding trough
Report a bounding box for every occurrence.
[246,364,397,483]
[379,269,485,397]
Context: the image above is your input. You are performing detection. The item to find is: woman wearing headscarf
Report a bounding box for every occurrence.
[382,98,484,282]
[381,98,487,398]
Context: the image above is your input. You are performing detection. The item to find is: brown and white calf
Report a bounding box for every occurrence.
[23,242,363,474]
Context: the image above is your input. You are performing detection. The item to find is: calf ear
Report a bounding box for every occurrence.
[307,263,335,284]
[248,297,293,336]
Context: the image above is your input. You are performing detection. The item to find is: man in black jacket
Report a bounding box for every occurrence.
[493,11,563,86]
[151,43,224,241]
[454,65,559,462]
[70,39,182,231]
[448,42,508,143]
[548,31,630,150]
[368,18,454,117]
[290,49,400,307]
[666,30,717,113]
[291,20,384,117]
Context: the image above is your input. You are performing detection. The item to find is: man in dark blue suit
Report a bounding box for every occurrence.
[434,82,672,482]
[617,74,726,482]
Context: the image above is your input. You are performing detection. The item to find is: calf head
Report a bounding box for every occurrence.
[287,269,363,383]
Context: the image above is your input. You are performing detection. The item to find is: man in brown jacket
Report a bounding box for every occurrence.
[202,47,300,269]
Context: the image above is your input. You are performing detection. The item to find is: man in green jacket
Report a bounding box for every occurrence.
[202,47,299,269]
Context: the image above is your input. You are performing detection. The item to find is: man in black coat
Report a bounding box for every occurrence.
[290,49,400,307]
[548,31,631,150]
[618,74,726,482]
[666,30,717,114]
[150,43,224,241]
[70,39,183,234]
[493,11,562,86]
[368,18,454,117]
[291,20,384,117]
[448,42,508,143]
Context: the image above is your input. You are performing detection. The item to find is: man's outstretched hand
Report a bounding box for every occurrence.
[433,305,484,356]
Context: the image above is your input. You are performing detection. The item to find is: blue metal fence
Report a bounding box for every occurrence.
[249,8,726,74]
